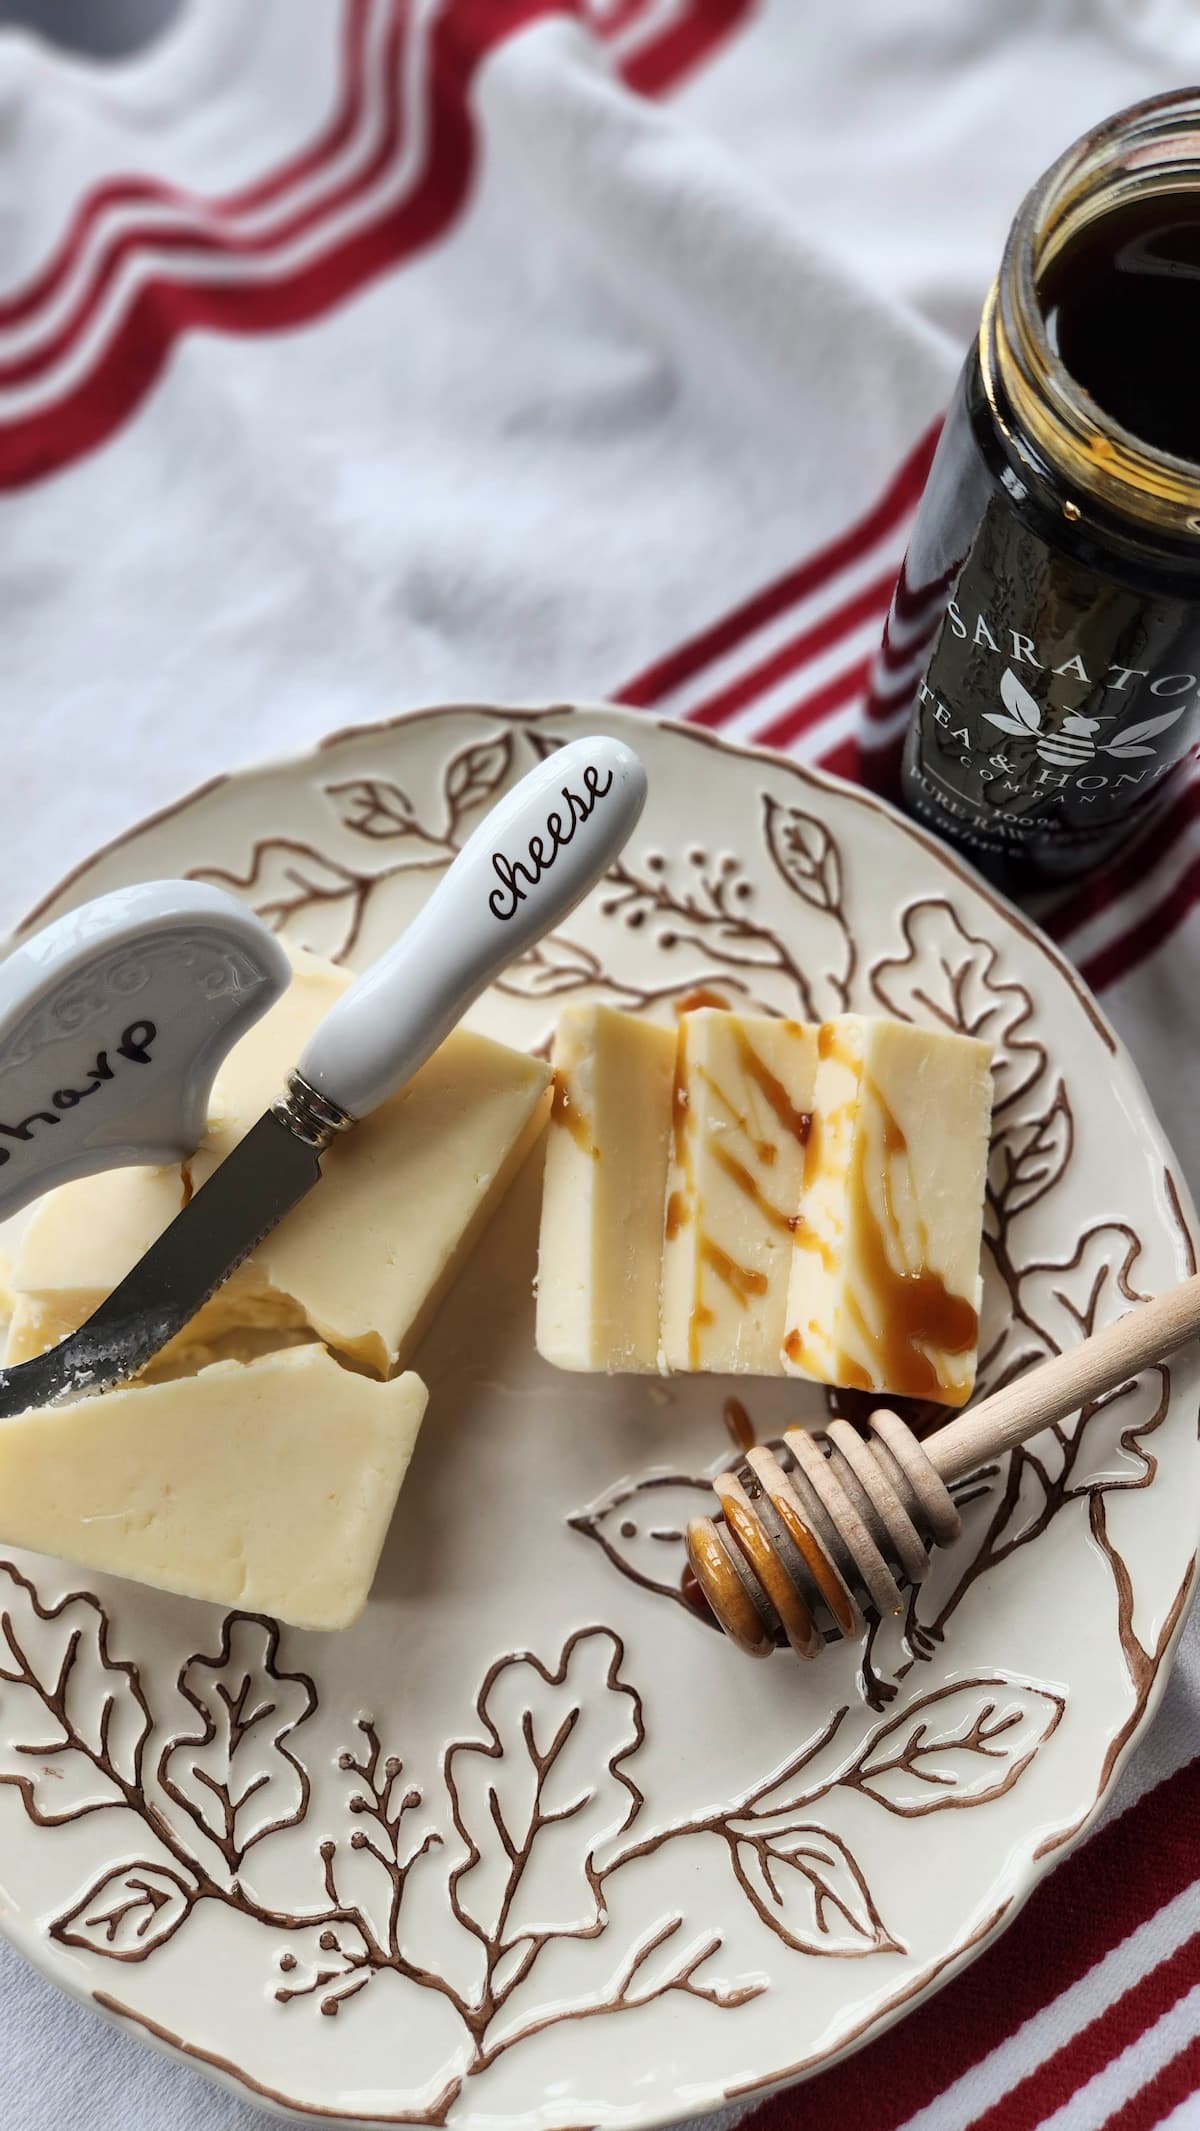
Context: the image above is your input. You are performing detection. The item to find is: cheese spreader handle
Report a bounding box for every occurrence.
[296,735,647,1120]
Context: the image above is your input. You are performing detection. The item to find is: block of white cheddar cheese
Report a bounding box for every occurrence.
[783,1016,993,1406]
[660,1011,817,1373]
[0,1346,428,1628]
[536,1004,676,1371]
[10,945,552,1378]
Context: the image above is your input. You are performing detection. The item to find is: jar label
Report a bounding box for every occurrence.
[903,491,1200,861]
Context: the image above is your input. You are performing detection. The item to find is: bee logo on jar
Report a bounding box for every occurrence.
[984,668,1186,771]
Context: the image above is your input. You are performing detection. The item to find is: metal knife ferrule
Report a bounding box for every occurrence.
[272,1070,355,1150]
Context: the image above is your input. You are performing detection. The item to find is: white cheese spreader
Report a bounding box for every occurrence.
[0,735,646,1415]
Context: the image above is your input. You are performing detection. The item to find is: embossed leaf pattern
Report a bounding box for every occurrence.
[871,899,1045,1111]
[444,733,515,830]
[568,1474,718,1614]
[728,1823,900,1958]
[0,1563,149,1824]
[762,796,842,913]
[1018,1222,1150,1357]
[192,842,368,962]
[497,934,604,999]
[51,1862,195,1962]
[847,1680,1064,1815]
[989,1081,1074,1224]
[523,728,566,760]
[158,1615,316,1871]
[446,1627,642,1947]
[325,777,420,840]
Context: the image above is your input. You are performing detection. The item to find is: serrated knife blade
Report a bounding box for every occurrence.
[0,1107,323,1419]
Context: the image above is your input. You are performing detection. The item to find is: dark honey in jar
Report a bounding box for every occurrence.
[892,92,1200,886]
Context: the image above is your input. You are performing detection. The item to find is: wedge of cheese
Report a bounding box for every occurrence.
[10,945,552,1378]
[0,1346,428,1628]
[660,1011,816,1372]
[783,1016,993,1406]
[536,1004,676,1370]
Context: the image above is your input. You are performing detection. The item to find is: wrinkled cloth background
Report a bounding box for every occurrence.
[1,4,1200,2127]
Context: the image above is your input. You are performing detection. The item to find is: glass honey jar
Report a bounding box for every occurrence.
[895,90,1200,886]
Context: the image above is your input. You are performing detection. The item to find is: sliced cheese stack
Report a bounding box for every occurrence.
[0,1347,427,1628]
[660,1011,816,1373]
[536,1005,676,1370]
[783,1016,992,1406]
[9,944,552,1378]
[535,1004,992,1401]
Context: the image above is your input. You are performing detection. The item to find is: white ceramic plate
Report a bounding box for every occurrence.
[1,704,1196,2129]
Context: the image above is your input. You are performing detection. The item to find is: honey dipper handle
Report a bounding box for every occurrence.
[924,1273,1200,1484]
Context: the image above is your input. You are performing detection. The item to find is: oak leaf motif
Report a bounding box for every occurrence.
[158,1614,316,1873]
[446,1627,642,1950]
[870,899,1045,1112]
[0,1562,150,1825]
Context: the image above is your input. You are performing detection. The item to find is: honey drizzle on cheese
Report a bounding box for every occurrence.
[550,1075,597,1159]
[837,1079,977,1401]
[734,1030,812,1149]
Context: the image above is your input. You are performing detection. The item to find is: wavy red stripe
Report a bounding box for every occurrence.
[621,0,755,95]
[1101,2034,1200,2131]
[0,0,750,490]
[684,567,896,729]
[1078,852,1200,994]
[973,1933,1200,2131]
[617,422,938,708]
[0,0,373,332]
[1048,771,1200,946]
[0,0,413,393]
[752,651,872,750]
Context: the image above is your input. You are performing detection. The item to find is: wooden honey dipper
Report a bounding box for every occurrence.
[686,1275,1200,1659]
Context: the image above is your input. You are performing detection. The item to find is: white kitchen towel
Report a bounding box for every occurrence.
[3,5,1200,2129]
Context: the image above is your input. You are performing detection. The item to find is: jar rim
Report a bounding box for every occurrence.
[988,88,1200,538]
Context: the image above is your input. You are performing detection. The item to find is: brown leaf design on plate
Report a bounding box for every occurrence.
[762,796,842,914]
[51,1861,196,1962]
[726,1822,900,1958]
[0,1562,150,1825]
[568,1474,717,1613]
[870,898,1045,1112]
[444,733,515,831]
[191,841,368,962]
[988,1081,1074,1226]
[446,1627,642,1949]
[157,1615,316,1873]
[325,777,420,841]
[844,1679,1064,1815]
[524,729,567,760]
[1018,1221,1150,1357]
[497,934,604,999]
